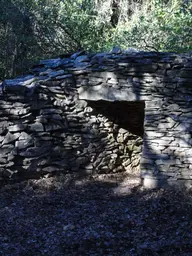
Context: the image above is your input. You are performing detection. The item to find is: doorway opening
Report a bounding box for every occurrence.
[87,100,145,175]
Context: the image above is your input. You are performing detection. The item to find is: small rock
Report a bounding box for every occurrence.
[63,224,75,231]
[111,46,121,54]
[29,123,44,132]
[71,50,86,59]
[75,55,89,63]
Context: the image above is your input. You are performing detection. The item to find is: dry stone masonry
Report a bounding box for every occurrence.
[0,49,192,188]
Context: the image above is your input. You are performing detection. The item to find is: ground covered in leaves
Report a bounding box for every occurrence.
[0,173,192,256]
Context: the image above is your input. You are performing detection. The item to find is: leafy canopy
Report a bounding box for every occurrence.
[0,0,191,78]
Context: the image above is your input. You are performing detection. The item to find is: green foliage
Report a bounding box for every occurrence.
[0,0,191,79]
[118,0,192,52]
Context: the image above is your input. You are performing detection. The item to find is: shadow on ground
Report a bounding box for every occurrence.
[0,173,191,256]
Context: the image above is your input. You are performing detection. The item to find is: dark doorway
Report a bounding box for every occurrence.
[87,100,145,175]
[88,100,145,137]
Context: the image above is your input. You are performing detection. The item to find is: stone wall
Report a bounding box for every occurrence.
[0,60,143,182]
[0,49,192,188]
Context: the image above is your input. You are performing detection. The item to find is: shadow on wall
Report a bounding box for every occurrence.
[78,55,192,189]
[111,63,192,189]
[0,73,147,184]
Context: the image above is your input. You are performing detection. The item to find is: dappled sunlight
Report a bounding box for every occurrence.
[113,176,141,196]
[0,171,191,255]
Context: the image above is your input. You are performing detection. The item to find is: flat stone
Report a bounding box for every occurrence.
[40,58,62,68]
[7,154,14,161]
[74,62,90,69]
[0,102,12,109]
[19,146,49,157]
[40,109,62,115]
[78,85,139,101]
[6,161,14,167]
[9,124,26,132]
[119,128,128,134]
[3,75,34,87]
[155,159,181,165]
[71,50,86,59]
[2,132,20,145]
[0,121,9,128]
[19,132,32,140]
[9,108,30,116]
[42,166,59,173]
[39,80,61,86]
[55,74,73,80]
[0,158,7,164]
[15,140,33,149]
[157,121,176,129]
[0,146,14,155]
[111,46,121,54]
[44,124,64,131]
[48,70,65,78]
[29,123,44,132]
[75,55,89,63]
[3,76,37,95]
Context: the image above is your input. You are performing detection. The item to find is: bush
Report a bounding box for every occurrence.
[109,0,192,52]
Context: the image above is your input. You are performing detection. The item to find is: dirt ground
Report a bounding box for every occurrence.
[0,172,192,256]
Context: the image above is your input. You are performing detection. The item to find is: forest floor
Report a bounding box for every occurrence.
[0,172,192,256]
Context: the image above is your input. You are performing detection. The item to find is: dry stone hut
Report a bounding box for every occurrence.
[0,50,192,188]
